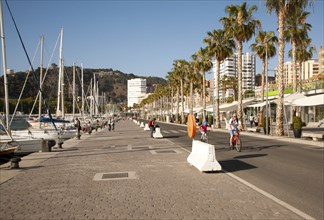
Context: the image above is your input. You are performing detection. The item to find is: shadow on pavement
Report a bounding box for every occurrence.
[219,159,257,172]
[163,135,180,138]
[234,154,267,159]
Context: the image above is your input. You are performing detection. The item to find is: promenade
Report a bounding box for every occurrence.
[0,119,308,219]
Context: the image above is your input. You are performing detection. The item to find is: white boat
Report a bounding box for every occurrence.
[0,1,45,156]
[0,135,44,155]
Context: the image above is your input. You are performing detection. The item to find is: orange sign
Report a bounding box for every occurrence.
[187,114,196,138]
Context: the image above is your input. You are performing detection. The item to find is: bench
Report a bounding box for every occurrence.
[302,131,324,141]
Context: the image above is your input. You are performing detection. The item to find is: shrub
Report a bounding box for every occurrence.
[293,116,302,129]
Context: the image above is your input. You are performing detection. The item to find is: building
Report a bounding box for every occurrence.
[127,78,147,107]
[282,60,319,84]
[213,52,256,100]
[319,46,324,75]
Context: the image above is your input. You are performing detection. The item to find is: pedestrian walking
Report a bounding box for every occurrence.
[108,118,112,131]
[75,117,81,140]
[254,115,259,127]
[148,118,156,138]
[111,117,115,131]
[249,114,254,128]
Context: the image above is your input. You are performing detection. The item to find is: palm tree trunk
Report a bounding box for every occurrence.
[292,40,297,92]
[275,9,285,136]
[176,86,179,123]
[180,79,185,124]
[237,42,243,123]
[171,87,174,118]
[202,72,206,121]
[222,78,226,104]
[215,61,221,128]
[261,58,266,102]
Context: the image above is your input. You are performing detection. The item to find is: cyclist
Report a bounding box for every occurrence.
[200,120,208,142]
[228,113,241,148]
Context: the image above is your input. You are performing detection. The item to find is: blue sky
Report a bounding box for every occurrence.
[1,0,323,79]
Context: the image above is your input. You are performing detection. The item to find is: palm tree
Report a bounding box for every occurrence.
[193,47,213,121]
[204,29,235,128]
[228,76,238,101]
[250,31,278,102]
[266,0,311,136]
[285,7,312,92]
[173,60,187,124]
[289,38,316,92]
[220,2,260,125]
[220,75,230,103]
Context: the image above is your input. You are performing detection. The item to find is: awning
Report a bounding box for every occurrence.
[291,94,324,106]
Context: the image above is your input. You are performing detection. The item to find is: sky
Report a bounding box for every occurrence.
[1,0,324,79]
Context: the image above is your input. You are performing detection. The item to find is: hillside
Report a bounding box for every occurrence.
[0,66,166,113]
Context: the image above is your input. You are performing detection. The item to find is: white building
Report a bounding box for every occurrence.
[281,59,319,85]
[213,52,256,100]
[127,78,147,107]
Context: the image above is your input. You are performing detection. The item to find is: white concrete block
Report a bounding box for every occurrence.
[187,139,222,172]
[144,124,150,131]
[153,127,163,139]
[140,122,145,128]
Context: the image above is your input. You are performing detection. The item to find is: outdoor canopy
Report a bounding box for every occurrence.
[291,94,324,106]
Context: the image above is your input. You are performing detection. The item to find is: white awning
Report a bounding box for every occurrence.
[291,94,324,106]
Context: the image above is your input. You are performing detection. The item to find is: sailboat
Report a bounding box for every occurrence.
[0,0,44,156]
[12,28,76,146]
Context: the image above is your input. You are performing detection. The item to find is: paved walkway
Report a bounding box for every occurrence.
[0,119,309,219]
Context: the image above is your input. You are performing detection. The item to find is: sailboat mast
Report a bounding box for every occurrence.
[81,63,84,119]
[72,63,75,118]
[38,35,44,123]
[0,0,10,132]
[56,27,64,117]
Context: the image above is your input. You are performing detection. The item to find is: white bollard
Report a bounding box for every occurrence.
[187,139,222,172]
[144,123,150,131]
[153,127,163,138]
[140,122,145,128]
[137,121,140,126]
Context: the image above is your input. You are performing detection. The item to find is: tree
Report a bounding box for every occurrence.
[204,29,235,128]
[250,31,278,102]
[289,38,316,92]
[266,0,311,136]
[173,60,187,124]
[220,2,260,125]
[193,47,213,120]
[285,7,312,92]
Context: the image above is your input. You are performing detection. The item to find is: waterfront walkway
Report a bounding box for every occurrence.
[0,119,310,219]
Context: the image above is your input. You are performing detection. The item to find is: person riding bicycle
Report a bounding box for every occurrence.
[200,121,208,142]
[228,113,241,148]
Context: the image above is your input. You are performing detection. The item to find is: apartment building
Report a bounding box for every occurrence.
[127,78,147,107]
[212,52,256,100]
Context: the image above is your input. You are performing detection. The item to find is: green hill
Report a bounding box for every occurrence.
[0,66,166,114]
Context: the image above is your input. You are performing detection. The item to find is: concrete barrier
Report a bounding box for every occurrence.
[187,139,222,172]
[153,127,163,138]
[140,122,145,128]
[144,124,150,131]
[137,121,140,126]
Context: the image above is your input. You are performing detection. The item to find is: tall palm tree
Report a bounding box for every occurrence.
[187,59,198,115]
[173,59,187,124]
[250,31,278,102]
[285,7,312,92]
[204,29,235,128]
[194,47,213,121]
[228,76,238,101]
[289,38,316,92]
[266,0,311,136]
[220,75,230,103]
[167,70,180,123]
[220,2,260,125]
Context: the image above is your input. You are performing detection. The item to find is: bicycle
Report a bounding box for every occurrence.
[231,130,242,152]
[200,131,208,143]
